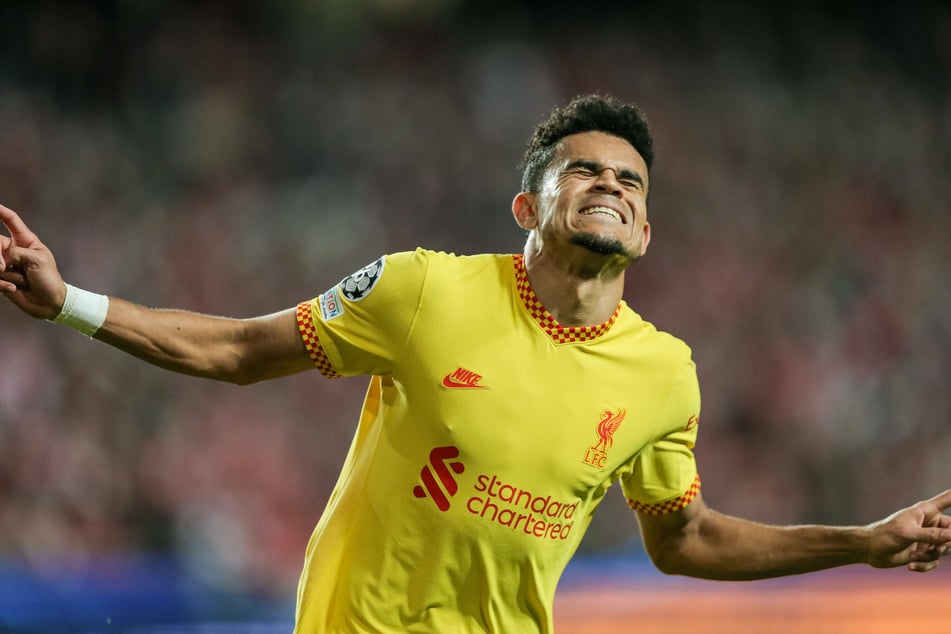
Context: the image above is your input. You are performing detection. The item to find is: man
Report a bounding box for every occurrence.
[1,95,949,633]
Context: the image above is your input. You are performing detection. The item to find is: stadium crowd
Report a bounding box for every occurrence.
[0,1,948,599]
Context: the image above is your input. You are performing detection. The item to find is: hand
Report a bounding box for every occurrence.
[0,204,67,320]
[866,489,951,572]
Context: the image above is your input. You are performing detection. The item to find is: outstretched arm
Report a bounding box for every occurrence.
[637,489,951,580]
[1,204,315,384]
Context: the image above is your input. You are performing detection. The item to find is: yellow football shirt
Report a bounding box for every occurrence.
[294,249,701,633]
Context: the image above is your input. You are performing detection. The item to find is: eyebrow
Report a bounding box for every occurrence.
[566,159,645,188]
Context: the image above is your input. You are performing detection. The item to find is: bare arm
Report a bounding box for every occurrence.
[95,301,314,384]
[637,489,951,581]
[1,204,315,384]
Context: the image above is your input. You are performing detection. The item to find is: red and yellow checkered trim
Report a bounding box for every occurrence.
[627,475,701,515]
[512,254,621,344]
[296,301,341,379]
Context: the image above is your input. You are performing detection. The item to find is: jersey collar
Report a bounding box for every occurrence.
[512,254,621,344]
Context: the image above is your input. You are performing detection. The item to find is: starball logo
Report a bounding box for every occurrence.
[413,445,579,541]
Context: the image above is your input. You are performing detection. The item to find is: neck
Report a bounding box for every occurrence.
[522,246,627,327]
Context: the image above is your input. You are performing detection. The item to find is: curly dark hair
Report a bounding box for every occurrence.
[519,94,654,192]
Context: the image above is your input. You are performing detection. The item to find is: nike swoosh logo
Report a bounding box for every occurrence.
[441,369,489,389]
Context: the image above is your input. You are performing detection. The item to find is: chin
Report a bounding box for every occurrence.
[570,233,635,259]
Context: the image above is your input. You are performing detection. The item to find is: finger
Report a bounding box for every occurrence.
[2,243,29,272]
[912,542,944,560]
[907,559,940,573]
[0,232,10,269]
[924,489,951,514]
[0,269,27,288]
[0,204,41,247]
[913,526,951,548]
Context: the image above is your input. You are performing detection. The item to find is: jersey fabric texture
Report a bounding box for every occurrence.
[294,249,701,633]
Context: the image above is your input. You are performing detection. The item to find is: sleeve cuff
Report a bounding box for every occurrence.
[297,301,342,379]
[627,475,701,515]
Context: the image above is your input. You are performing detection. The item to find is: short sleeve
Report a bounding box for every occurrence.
[297,249,430,378]
[621,361,702,515]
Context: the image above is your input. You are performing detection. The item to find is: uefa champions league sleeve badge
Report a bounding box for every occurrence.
[339,256,385,301]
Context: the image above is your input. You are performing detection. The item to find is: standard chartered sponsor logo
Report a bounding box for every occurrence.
[466,474,578,540]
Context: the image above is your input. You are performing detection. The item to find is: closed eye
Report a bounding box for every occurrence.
[566,164,598,178]
[618,175,644,191]
[563,160,645,191]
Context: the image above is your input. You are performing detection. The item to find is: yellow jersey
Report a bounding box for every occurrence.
[294,249,701,633]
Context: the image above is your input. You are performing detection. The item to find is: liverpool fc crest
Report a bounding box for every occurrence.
[582,408,626,470]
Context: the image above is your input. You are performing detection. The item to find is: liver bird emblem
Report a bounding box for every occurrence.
[593,408,626,453]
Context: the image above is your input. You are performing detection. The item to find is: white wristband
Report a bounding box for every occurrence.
[51,283,110,337]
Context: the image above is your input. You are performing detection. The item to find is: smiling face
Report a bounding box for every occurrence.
[513,131,651,269]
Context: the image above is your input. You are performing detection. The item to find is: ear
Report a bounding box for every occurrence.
[640,221,651,255]
[512,192,538,230]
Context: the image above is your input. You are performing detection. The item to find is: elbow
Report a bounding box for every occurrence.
[224,355,291,385]
[182,356,261,386]
[213,346,266,385]
[642,528,699,577]
[646,546,689,577]
[224,373,254,386]
[224,365,265,386]
[226,374,264,387]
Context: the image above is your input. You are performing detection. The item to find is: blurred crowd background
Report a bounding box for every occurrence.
[0,0,949,624]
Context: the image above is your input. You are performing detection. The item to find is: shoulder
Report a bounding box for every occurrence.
[360,250,515,309]
[397,249,515,283]
[619,303,694,367]
[407,248,512,268]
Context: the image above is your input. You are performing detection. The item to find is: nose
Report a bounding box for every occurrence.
[590,168,623,196]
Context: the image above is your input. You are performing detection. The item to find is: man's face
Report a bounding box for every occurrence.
[518,131,651,264]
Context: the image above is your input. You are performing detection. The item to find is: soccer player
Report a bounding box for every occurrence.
[2,95,949,633]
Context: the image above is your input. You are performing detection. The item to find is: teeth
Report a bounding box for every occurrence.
[580,206,621,221]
